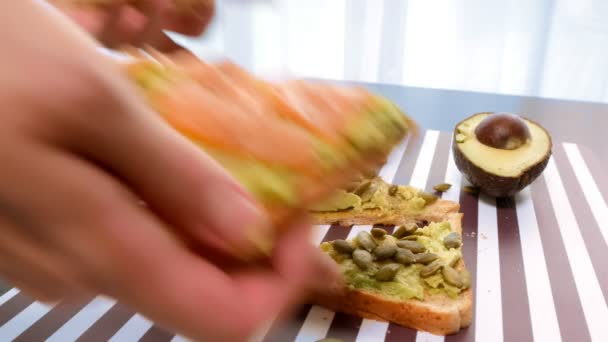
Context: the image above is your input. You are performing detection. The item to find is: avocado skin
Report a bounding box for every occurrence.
[452,112,552,198]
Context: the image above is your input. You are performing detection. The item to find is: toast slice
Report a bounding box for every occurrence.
[310,176,460,226]
[312,212,472,335]
[118,50,417,232]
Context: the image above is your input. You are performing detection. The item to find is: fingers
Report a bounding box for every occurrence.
[98,0,183,52]
[0,140,317,342]
[12,147,315,341]
[0,121,315,341]
[58,6,109,36]
[0,140,272,340]
[133,0,182,51]
[143,0,216,52]
[104,222,323,341]
[162,0,216,36]
[0,218,92,303]
[56,0,215,51]
[98,2,149,49]
[44,0,268,257]
[132,0,216,52]
[270,220,340,311]
[62,80,271,257]
[272,220,338,290]
[0,140,324,341]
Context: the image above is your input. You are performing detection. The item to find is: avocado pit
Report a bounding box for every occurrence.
[474,113,531,150]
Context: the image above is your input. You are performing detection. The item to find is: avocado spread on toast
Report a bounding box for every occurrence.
[320,221,468,301]
[130,62,410,208]
[309,177,430,213]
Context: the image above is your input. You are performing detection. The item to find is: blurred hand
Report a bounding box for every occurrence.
[0,2,334,340]
[49,0,215,51]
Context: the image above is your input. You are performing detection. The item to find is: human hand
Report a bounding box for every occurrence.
[0,2,335,340]
[48,0,215,51]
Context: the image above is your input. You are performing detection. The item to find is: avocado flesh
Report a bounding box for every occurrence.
[455,113,551,178]
[321,221,464,301]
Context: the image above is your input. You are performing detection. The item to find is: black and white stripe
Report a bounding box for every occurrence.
[0,131,606,342]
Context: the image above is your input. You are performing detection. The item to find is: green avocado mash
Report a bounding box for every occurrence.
[309,190,361,211]
[345,98,408,152]
[199,146,301,206]
[321,221,464,300]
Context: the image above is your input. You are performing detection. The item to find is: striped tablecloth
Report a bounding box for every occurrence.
[0,129,606,342]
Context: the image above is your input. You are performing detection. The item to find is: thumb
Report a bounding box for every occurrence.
[66,72,271,257]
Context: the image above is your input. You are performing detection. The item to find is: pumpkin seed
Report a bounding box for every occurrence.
[371,227,387,238]
[373,244,397,261]
[416,220,429,228]
[394,248,416,265]
[393,223,417,238]
[420,260,443,278]
[415,252,438,265]
[421,192,439,205]
[353,180,378,202]
[442,265,464,288]
[353,180,372,196]
[401,235,419,241]
[396,240,426,253]
[332,240,354,254]
[433,183,452,192]
[388,185,399,196]
[359,184,378,202]
[443,232,462,249]
[448,254,462,267]
[375,263,401,282]
[406,223,419,234]
[392,225,407,239]
[356,231,377,252]
[352,249,373,270]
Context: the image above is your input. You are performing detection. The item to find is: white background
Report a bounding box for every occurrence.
[169,0,608,105]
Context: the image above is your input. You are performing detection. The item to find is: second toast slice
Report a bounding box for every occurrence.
[310,177,460,226]
[312,213,472,335]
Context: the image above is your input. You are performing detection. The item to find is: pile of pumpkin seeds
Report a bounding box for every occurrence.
[330,224,469,289]
[342,177,442,211]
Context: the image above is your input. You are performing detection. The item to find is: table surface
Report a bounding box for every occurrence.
[0,83,606,342]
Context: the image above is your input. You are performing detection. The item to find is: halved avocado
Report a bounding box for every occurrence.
[452,112,552,197]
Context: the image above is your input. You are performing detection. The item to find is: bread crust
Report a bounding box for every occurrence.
[310,212,473,335]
